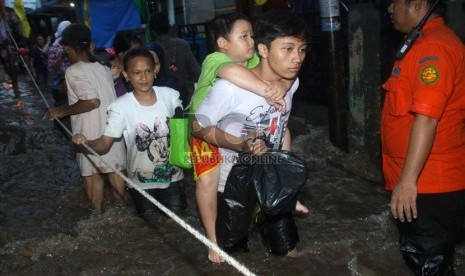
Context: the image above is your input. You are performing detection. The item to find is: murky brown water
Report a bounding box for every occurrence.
[1,76,464,275]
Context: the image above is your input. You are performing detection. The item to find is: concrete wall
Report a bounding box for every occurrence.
[347,4,382,174]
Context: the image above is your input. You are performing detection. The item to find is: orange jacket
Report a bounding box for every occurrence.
[381,17,465,193]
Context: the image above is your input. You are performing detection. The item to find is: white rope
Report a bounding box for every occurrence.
[4,28,256,276]
[81,142,256,276]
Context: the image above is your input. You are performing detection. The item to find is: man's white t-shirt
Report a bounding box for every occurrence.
[196,78,299,192]
[104,87,184,189]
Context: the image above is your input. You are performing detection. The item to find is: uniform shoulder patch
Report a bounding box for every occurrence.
[420,65,439,84]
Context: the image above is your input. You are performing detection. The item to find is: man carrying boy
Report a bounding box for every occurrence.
[192,11,307,258]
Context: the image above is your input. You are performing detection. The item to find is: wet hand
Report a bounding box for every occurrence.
[72,134,88,145]
[390,180,417,222]
[264,81,287,114]
[266,98,286,114]
[242,136,267,156]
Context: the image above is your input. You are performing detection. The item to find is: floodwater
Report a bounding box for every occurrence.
[1,76,464,276]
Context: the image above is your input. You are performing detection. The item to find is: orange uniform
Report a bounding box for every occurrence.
[381,17,465,193]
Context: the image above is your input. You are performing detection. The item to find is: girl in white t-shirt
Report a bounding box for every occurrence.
[72,47,187,214]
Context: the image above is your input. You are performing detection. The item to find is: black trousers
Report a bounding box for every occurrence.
[127,180,187,215]
[396,190,465,276]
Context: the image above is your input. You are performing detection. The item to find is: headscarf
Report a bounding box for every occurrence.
[53,21,72,46]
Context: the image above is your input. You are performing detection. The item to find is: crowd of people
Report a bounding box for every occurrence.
[17,1,465,274]
[37,10,311,264]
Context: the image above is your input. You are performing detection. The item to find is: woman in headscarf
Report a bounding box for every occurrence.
[146,42,180,92]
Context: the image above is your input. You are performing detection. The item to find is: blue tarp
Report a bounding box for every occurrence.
[89,0,141,48]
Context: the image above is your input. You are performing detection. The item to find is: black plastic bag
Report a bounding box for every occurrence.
[216,161,257,252]
[250,151,308,215]
[216,151,307,251]
[257,212,299,255]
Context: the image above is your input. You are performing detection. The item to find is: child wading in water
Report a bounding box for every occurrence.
[44,24,126,210]
[190,12,308,263]
[72,47,187,215]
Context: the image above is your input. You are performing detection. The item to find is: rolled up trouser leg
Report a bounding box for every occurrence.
[396,190,465,276]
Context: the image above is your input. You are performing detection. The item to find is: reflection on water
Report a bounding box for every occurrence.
[0,77,464,275]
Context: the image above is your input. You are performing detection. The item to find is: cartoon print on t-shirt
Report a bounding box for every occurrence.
[134,117,174,183]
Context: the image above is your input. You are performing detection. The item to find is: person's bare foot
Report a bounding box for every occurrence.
[295,200,309,214]
[208,243,225,263]
[286,248,298,258]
